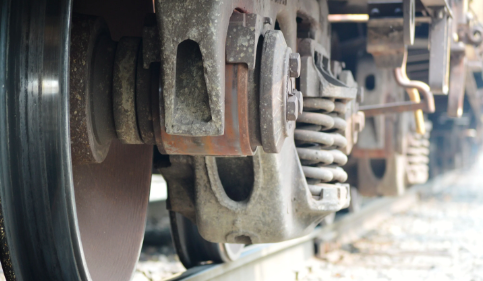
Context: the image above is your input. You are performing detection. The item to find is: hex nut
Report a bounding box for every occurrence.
[286,95,299,121]
[289,53,301,78]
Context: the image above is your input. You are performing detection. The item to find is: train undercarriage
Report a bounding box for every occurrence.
[0,0,482,280]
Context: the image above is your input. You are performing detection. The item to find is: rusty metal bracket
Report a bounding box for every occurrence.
[360,53,435,118]
[158,63,252,156]
[359,100,431,117]
[155,0,234,136]
[155,11,263,155]
[447,55,467,118]
[428,7,452,94]
[156,0,355,245]
[367,18,405,68]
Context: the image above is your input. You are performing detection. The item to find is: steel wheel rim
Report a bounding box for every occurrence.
[0,1,152,280]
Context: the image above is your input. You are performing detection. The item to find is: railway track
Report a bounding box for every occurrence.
[163,171,459,281]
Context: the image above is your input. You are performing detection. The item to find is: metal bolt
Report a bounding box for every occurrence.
[264,17,273,25]
[286,91,302,121]
[286,96,298,121]
[289,53,301,78]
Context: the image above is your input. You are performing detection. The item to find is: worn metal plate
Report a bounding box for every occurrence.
[429,13,451,94]
[159,64,252,156]
[260,30,291,154]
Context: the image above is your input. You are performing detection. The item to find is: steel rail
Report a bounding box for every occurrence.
[164,172,458,281]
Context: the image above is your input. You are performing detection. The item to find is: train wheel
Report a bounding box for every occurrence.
[0,0,152,280]
[170,212,244,269]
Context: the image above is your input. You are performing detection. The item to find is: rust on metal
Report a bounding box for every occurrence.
[366,18,405,68]
[360,52,436,118]
[158,64,253,155]
[359,101,428,117]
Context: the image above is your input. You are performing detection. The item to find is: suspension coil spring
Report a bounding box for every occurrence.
[295,97,349,199]
[406,121,432,184]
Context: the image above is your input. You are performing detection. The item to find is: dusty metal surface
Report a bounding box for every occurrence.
[136,42,157,145]
[366,18,405,68]
[159,64,253,155]
[159,156,197,223]
[193,144,350,243]
[294,35,362,200]
[154,0,232,136]
[225,13,263,70]
[154,9,302,156]
[142,14,160,69]
[260,30,293,153]
[70,15,117,164]
[153,0,332,139]
[113,37,144,144]
[153,168,471,281]
[155,0,362,244]
[162,169,428,281]
[298,38,358,100]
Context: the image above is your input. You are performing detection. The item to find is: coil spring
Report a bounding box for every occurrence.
[295,97,349,199]
[406,121,432,184]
